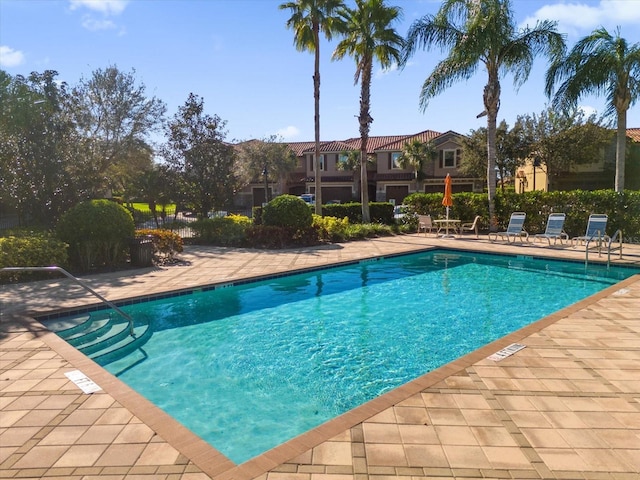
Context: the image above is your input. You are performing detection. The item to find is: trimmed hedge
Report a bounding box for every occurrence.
[321,202,395,224]
[190,215,252,246]
[262,195,312,229]
[403,190,640,241]
[56,199,135,271]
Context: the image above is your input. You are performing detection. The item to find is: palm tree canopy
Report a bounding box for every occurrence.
[403,0,566,112]
[332,0,405,85]
[280,0,345,52]
[545,27,640,117]
[398,139,435,181]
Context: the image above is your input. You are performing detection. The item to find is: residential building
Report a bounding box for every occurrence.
[516,127,640,193]
[235,129,478,209]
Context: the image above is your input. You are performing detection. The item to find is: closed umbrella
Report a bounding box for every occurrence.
[442,174,454,236]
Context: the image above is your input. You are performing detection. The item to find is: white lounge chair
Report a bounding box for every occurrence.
[417,214,437,236]
[534,213,568,245]
[489,212,528,243]
[460,215,481,238]
[571,214,609,247]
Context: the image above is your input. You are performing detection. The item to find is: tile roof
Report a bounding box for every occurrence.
[376,130,442,150]
[294,130,451,155]
[628,128,640,143]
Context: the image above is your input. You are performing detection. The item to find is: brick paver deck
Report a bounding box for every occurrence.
[1,234,639,479]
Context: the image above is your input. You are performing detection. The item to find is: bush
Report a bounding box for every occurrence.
[403,190,640,241]
[245,225,320,249]
[190,215,252,246]
[322,202,395,224]
[262,195,312,229]
[0,230,69,283]
[56,199,135,271]
[344,223,395,239]
[312,215,349,242]
[135,229,184,259]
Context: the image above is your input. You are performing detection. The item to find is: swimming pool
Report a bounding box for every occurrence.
[46,250,639,464]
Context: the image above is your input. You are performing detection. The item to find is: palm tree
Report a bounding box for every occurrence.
[332,0,404,223]
[337,148,375,199]
[397,139,436,192]
[545,27,640,192]
[280,0,344,215]
[402,0,564,230]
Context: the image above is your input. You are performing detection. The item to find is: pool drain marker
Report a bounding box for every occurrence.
[65,370,102,394]
[487,343,526,361]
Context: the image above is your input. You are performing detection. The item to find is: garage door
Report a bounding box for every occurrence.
[386,185,409,204]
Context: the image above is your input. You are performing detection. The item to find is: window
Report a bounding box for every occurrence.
[443,150,456,168]
[391,152,402,169]
[338,153,348,168]
[310,154,326,171]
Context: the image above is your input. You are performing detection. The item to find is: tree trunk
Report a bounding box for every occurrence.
[359,61,373,223]
[313,23,323,214]
[484,75,500,232]
[615,108,627,192]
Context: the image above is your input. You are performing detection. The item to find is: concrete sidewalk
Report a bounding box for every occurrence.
[1,234,639,480]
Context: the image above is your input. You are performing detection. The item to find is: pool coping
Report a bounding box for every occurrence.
[10,245,640,480]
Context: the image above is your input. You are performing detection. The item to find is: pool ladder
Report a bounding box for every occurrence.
[584,229,623,268]
[0,266,135,336]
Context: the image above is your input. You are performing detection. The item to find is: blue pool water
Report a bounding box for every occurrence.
[78,251,638,463]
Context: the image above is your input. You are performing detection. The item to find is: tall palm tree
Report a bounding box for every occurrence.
[280,0,344,215]
[402,0,564,230]
[398,139,436,192]
[332,0,404,223]
[545,27,640,192]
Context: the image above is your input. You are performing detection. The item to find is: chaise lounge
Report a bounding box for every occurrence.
[533,213,569,245]
[489,212,528,243]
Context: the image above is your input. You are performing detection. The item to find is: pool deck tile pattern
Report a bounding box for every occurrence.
[1,234,639,480]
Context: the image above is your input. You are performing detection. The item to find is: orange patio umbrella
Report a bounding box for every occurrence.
[442,173,453,221]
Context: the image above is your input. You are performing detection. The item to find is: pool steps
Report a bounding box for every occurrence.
[42,314,151,365]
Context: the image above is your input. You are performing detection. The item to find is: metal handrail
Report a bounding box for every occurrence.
[1,266,135,336]
[606,229,623,267]
[584,230,603,267]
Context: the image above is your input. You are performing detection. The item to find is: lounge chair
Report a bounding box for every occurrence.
[417,214,437,236]
[571,214,609,247]
[489,212,528,243]
[460,215,481,238]
[533,213,568,245]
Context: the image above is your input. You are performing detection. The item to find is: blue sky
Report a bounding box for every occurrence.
[1,0,639,143]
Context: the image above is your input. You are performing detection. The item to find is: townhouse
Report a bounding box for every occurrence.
[235,129,480,209]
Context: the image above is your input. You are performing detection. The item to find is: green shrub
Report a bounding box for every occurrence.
[322,202,396,225]
[245,225,320,249]
[403,189,639,241]
[0,230,69,283]
[135,229,184,258]
[56,199,135,271]
[369,202,395,224]
[190,215,252,246]
[344,223,395,239]
[262,195,312,229]
[322,202,362,223]
[312,214,349,242]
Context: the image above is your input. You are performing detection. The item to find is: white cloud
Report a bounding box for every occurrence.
[0,46,25,67]
[70,0,127,32]
[275,126,300,140]
[521,1,640,37]
[81,16,116,31]
[69,0,128,15]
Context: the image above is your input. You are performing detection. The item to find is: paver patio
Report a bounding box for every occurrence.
[1,234,639,479]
